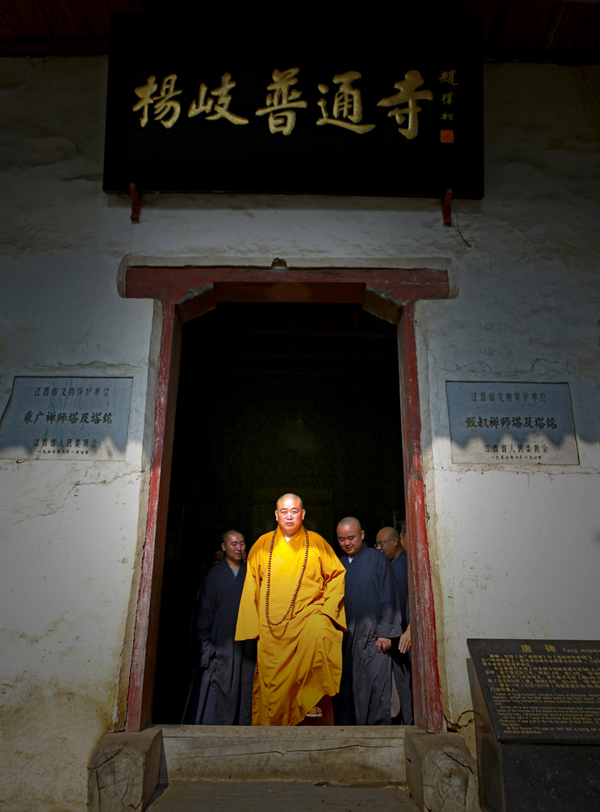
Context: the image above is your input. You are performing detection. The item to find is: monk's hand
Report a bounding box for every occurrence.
[399,624,412,654]
[376,637,392,653]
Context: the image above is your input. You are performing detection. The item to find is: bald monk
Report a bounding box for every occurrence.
[376,524,413,724]
[336,517,403,725]
[235,493,346,725]
[188,531,255,726]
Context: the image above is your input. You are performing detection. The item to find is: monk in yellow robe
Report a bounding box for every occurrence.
[235,493,346,725]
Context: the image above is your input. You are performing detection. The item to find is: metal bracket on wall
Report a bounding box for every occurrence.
[130,183,141,222]
[442,188,453,227]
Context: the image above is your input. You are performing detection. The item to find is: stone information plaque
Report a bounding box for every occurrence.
[446,382,579,465]
[468,639,600,812]
[0,377,133,460]
[468,638,600,743]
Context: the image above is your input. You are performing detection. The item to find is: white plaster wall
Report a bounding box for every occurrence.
[0,56,598,809]
[0,58,157,811]
[416,63,600,746]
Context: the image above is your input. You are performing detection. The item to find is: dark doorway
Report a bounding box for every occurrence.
[152,301,404,722]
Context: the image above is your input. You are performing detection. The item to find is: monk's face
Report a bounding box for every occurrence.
[375,529,400,563]
[222,533,245,566]
[337,521,364,557]
[275,496,305,536]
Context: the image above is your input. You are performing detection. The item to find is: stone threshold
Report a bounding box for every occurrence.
[156,723,413,784]
[89,725,479,812]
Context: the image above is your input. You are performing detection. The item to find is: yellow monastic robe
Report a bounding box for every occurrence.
[235,525,346,726]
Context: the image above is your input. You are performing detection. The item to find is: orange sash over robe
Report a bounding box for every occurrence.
[235,526,346,726]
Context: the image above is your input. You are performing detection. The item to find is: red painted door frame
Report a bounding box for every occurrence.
[124,265,448,733]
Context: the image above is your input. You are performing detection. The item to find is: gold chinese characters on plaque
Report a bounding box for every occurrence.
[128,65,462,143]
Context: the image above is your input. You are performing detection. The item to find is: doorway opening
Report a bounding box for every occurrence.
[152,301,405,723]
[124,264,448,732]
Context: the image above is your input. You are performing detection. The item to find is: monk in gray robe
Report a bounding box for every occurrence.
[376,524,413,725]
[188,530,256,725]
[335,517,403,725]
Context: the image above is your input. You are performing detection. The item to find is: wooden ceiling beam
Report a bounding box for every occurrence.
[0,2,598,63]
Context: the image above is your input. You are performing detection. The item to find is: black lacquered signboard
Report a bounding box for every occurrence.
[468,639,600,744]
[103,13,483,198]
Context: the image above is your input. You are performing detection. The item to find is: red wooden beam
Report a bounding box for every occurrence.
[398,304,444,732]
[126,266,449,307]
[442,188,453,227]
[213,281,365,304]
[126,302,182,731]
[130,183,141,222]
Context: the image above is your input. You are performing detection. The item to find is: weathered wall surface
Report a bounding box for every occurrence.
[0,56,598,810]
[416,63,600,751]
[0,57,157,811]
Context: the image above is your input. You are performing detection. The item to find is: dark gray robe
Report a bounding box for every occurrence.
[335,545,403,725]
[189,557,255,725]
[391,550,413,725]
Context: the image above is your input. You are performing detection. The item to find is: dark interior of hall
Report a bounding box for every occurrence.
[153,301,405,722]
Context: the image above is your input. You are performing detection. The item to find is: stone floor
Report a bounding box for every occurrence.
[147,780,420,812]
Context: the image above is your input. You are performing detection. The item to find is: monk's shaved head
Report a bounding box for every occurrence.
[376,526,401,563]
[222,529,243,544]
[276,493,303,510]
[337,516,362,533]
[337,516,364,557]
[275,493,305,537]
[220,529,245,569]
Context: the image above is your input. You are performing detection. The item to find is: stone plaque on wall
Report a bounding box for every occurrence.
[0,377,133,460]
[446,382,579,464]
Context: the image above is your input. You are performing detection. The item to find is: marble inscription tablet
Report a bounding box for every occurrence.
[446,381,579,464]
[0,377,133,460]
[468,638,600,744]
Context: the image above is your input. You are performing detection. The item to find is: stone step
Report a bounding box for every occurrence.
[155,724,415,785]
[89,727,479,812]
[146,780,420,812]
